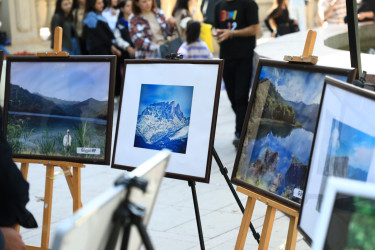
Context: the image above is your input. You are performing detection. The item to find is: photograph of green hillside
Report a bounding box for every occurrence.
[233,63,351,207]
[5,60,112,163]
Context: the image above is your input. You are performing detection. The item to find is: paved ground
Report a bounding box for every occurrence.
[17,89,311,249]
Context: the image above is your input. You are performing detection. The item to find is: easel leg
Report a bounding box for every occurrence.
[285,215,298,250]
[188,181,205,250]
[213,148,260,243]
[16,163,30,233]
[41,165,54,249]
[73,167,82,211]
[258,206,276,250]
[235,197,256,250]
[20,162,29,179]
[61,166,83,211]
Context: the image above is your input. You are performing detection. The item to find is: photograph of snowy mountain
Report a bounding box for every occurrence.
[134,84,194,154]
[234,64,349,205]
[5,60,113,163]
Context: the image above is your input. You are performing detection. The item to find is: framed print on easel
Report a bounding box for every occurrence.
[3,56,116,165]
[231,58,356,209]
[112,60,224,183]
[299,76,375,244]
[312,177,375,250]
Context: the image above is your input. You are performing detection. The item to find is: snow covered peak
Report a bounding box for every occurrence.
[136,101,189,144]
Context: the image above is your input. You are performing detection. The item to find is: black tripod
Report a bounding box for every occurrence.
[105,174,154,250]
[213,148,261,243]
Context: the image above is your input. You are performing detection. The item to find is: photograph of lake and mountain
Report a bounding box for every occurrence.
[235,65,348,204]
[134,84,193,154]
[316,118,375,211]
[5,61,112,162]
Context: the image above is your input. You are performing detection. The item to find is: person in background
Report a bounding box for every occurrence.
[72,0,88,54]
[129,0,175,58]
[114,0,135,59]
[51,0,81,55]
[114,0,135,96]
[0,107,37,250]
[214,0,259,148]
[177,21,213,59]
[318,0,346,26]
[289,0,306,30]
[83,0,122,56]
[102,0,120,31]
[358,0,375,22]
[172,0,192,40]
[265,0,298,37]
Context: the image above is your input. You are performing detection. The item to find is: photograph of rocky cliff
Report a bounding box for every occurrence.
[6,61,111,160]
[134,84,193,154]
[316,119,375,211]
[236,66,348,204]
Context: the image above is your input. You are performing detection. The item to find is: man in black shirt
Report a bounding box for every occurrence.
[214,0,259,147]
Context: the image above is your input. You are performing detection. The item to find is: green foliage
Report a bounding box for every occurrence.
[75,121,89,148]
[6,117,34,154]
[36,127,56,155]
[346,197,375,249]
[258,79,298,126]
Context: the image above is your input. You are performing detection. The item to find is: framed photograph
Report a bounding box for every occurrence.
[3,56,116,165]
[112,60,224,183]
[312,177,375,250]
[231,59,356,209]
[299,76,375,243]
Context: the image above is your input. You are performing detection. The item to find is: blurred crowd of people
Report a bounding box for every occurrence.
[50,0,214,59]
[264,0,375,37]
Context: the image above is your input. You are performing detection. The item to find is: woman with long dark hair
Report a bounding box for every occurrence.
[83,0,122,55]
[129,0,175,58]
[264,0,298,37]
[51,0,81,54]
[102,0,120,31]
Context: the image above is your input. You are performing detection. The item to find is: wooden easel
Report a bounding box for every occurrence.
[235,31,319,249]
[14,27,84,250]
[234,187,299,250]
[283,30,318,65]
[15,159,84,250]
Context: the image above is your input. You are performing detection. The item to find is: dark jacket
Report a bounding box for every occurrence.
[83,11,115,55]
[51,13,79,50]
[0,107,37,228]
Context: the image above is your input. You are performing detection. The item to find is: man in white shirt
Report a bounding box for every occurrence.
[63,129,72,153]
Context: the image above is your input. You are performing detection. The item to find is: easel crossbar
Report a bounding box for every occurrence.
[236,186,298,217]
[14,158,85,168]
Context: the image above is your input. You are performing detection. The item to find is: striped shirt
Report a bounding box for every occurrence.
[318,0,346,25]
[177,39,213,59]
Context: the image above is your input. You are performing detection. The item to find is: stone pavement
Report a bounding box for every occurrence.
[17,89,311,250]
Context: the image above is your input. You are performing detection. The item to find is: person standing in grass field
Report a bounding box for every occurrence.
[63,129,72,153]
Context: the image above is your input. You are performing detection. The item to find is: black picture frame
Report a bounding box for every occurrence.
[3,56,116,165]
[231,58,356,210]
[112,59,224,183]
[298,76,375,244]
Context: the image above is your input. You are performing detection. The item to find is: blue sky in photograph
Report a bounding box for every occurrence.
[327,119,375,172]
[138,84,194,117]
[10,62,111,101]
[259,66,347,105]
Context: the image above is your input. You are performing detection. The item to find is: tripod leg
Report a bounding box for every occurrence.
[135,220,155,250]
[188,180,205,250]
[213,148,260,243]
[120,218,132,250]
